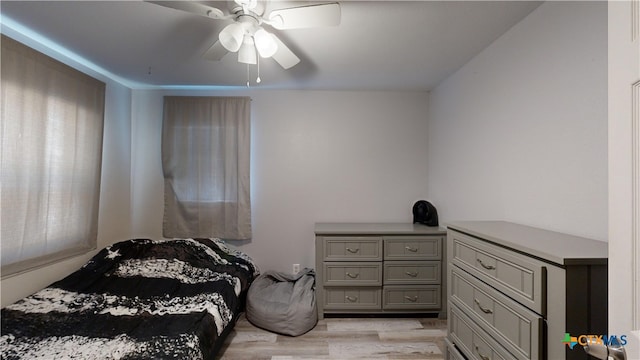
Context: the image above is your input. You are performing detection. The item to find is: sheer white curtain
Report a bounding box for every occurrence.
[162,96,252,240]
[1,35,105,277]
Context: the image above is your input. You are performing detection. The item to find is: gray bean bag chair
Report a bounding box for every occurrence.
[246,268,317,336]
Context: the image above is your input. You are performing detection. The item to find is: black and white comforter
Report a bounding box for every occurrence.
[1,238,259,360]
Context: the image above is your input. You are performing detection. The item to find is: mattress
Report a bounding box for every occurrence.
[0,238,259,359]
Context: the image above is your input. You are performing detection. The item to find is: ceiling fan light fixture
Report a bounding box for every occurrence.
[254,28,278,58]
[148,0,342,71]
[219,23,245,52]
[238,35,257,64]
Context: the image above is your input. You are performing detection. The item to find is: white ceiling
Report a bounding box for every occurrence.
[0,1,542,91]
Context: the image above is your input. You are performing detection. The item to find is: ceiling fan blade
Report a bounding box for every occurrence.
[270,35,300,69]
[203,40,228,61]
[268,3,340,30]
[145,1,228,19]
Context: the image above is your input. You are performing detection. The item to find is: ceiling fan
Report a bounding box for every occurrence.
[146,0,341,70]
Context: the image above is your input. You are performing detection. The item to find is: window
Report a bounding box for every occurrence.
[171,125,229,203]
[1,35,105,277]
[162,96,251,240]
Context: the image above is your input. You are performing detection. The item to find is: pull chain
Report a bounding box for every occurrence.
[256,56,261,84]
[246,63,250,88]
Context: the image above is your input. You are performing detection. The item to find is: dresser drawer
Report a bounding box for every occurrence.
[384,236,442,260]
[449,230,546,315]
[324,287,381,310]
[445,338,467,360]
[323,236,382,261]
[384,261,440,285]
[324,262,382,286]
[449,303,515,360]
[382,285,441,309]
[450,265,542,360]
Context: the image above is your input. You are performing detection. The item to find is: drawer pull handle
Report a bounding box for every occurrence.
[475,345,490,360]
[346,247,360,254]
[346,272,360,279]
[474,298,493,314]
[345,295,358,302]
[404,296,418,302]
[405,271,418,277]
[405,246,418,252]
[477,259,496,270]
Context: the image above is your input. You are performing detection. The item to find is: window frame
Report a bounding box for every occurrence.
[1,35,105,278]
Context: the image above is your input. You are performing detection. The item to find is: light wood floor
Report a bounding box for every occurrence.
[218,314,448,359]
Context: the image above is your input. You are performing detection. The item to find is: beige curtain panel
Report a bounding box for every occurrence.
[162,96,252,240]
[1,35,105,277]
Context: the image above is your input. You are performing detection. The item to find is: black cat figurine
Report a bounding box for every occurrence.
[412,200,439,227]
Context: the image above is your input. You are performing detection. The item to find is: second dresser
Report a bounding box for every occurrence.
[315,223,447,319]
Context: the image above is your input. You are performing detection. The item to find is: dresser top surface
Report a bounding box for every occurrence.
[446,221,607,266]
[315,222,447,236]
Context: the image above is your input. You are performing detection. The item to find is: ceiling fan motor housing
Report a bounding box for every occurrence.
[229,0,265,17]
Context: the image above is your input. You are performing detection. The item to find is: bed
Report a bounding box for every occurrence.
[0,237,259,359]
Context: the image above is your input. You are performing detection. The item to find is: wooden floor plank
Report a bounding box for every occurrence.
[218,314,447,360]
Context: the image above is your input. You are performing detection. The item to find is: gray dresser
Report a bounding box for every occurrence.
[445,221,608,360]
[315,223,447,319]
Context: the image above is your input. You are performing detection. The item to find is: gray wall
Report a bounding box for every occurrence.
[427,1,608,241]
[130,89,431,274]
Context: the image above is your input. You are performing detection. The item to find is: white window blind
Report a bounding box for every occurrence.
[1,35,105,277]
[162,96,252,240]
